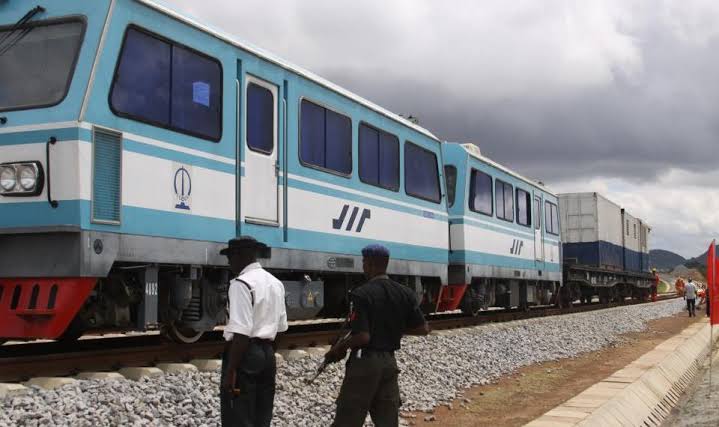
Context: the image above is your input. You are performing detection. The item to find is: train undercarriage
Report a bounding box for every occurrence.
[557,264,654,308]
[458,278,559,315]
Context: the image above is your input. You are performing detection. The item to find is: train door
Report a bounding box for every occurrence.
[534,195,545,264]
[242,75,279,225]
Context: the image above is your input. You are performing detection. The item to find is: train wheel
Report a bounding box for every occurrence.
[163,322,204,344]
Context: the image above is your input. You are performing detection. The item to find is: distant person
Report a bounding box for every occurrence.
[675,277,685,295]
[684,278,697,317]
[220,236,288,427]
[706,286,711,318]
[651,268,659,302]
[324,244,430,427]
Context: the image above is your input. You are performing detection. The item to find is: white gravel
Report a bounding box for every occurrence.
[0,299,684,427]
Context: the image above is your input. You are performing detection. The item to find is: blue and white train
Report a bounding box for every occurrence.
[0,0,644,343]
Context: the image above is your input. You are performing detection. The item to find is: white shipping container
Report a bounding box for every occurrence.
[622,210,640,253]
[559,192,623,246]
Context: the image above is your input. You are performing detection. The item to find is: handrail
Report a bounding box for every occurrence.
[46,136,58,208]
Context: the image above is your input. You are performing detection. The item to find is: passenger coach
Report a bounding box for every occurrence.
[0,0,449,342]
[442,144,561,314]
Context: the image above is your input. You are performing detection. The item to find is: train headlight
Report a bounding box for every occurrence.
[0,162,44,196]
[0,166,16,192]
[18,164,38,191]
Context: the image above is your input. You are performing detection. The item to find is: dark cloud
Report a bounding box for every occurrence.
[167,0,719,256]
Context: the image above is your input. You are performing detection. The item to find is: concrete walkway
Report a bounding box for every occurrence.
[665,343,719,427]
[526,321,716,426]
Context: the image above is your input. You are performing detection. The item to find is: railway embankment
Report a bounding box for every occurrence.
[0,299,685,426]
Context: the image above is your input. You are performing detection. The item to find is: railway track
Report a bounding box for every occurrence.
[0,294,678,382]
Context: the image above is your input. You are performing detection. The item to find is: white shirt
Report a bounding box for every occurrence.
[224,262,288,341]
[685,282,697,300]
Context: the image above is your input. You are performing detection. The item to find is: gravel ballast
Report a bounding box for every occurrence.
[1,299,685,426]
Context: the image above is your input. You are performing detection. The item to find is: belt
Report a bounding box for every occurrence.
[351,348,395,359]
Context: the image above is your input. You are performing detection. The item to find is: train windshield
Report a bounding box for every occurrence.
[0,19,85,112]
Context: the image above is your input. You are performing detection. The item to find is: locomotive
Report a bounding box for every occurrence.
[0,0,652,344]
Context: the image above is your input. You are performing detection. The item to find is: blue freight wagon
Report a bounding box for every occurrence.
[559,192,653,304]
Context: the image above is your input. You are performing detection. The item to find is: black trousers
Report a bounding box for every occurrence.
[687,298,696,317]
[332,351,401,427]
[220,341,276,427]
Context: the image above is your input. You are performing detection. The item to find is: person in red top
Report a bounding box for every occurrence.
[651,269,659,302]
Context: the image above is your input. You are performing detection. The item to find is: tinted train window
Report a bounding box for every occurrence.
[405,142,441,203]
[110,27,222,141]
[444,165,457,208]
[545,201,559,235]
[247,83,274,154]
[300,99,352,175]
[0,19,86,112]
[469,169,492,215]
[495,179,514,222]
[516,189,531,227]
[359,123,399,191]
[534,197,541,230]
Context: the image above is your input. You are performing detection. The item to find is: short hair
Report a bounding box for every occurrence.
[361,244,390,258]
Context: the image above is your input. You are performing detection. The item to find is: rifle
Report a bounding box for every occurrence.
[305,306,353,384]
[305,330,352,384]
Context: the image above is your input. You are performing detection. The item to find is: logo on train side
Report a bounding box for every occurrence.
[173,164,192,210]
[510,239,524,255]
[332,205,371,232]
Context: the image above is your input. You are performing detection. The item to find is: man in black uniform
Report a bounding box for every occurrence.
[325,244,430,427]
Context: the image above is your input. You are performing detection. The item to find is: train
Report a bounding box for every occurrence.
[0,0,653,344]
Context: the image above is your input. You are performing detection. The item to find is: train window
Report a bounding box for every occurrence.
[444,165,457,208]
[247,83,274,154]
[300,99,352,175]
[469,169,493,215]
[534,197,541,230]
[110,26,222,141]
[495,179,514,222]
[359,123,399,191]
[516,189,531,227]
[405,142,441,203]
[545,201,559,235]
[633,223,637,239]
[0,18,86,112]
[626,219,630,236]
[171,45,222,140]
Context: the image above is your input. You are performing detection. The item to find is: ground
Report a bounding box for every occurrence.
[664,336,719,426]
[408,308,704,426]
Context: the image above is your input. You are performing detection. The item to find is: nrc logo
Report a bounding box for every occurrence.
[510,239,524,255]
[332,205,371,233]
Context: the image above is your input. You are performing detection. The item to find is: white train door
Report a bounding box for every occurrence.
[243,76,279,225]
[534,195,545,262]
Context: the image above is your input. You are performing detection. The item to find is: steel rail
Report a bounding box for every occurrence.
[0,295,678,382]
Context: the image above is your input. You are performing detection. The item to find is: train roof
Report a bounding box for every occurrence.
[448,142,557,197]
[136,0,440,143]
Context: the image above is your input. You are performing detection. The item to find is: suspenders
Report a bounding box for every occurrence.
[235,278,254,307]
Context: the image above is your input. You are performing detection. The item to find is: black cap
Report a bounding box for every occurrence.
[220,236,268,255]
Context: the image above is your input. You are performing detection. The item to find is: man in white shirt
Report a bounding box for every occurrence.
[219,236,288,427]
[684,278,697,317]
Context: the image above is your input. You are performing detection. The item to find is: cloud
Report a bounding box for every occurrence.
[163,0,719,256]
[553,171,719,258]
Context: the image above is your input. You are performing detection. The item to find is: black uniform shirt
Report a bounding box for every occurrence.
[349,275,426,351]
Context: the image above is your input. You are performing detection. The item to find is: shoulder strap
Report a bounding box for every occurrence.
[236,278,254,307]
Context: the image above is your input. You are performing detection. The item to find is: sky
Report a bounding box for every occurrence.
[167,0,719,258]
